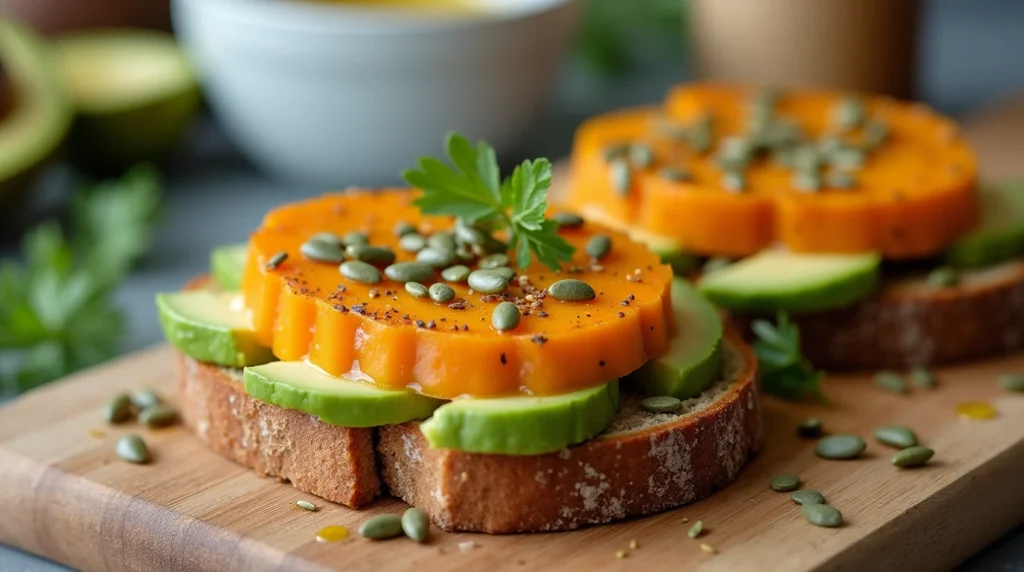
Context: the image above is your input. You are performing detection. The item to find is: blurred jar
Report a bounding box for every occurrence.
[689,0,920,98]
[0,0,171,35]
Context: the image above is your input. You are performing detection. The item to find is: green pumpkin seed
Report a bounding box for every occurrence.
[832,96,864,129]
[309,232,344,246]
[815,434,866,460]
[629,144,654,168]
[892,446,934,468]
[417,247,455,268]
[301,239,345,263]
[603,142,629,162]
[689,124,712,153]
[793,170,821,193]
[346,245,396,265]
[265,251,288,270]
[585,235,612,260]
[640,396,682,413]
[427,232,456,252]
[105,393,132,424]
[791,490,826,506]
[454,219,486,245]
[401,507,430,543]
[478,253,510,269]
[770,474,800,492]
[864,121,889,148]
[454,246,476,264]
[828,147,866,169]
[296,500,317,511]
[610,159,632,196]
[999,373,1024,393]
[797,417,823,438]
[340,261,382,284]
[801,504,843,528]
[875,425,919,449]
[394,221,417,237]
[440,265,471,283]
[722,171,746,193]
[492,267,515,281]
[342,231,369,247]
[116,434,149,464]
[130,389,162,410]
[405,282,429,298]
[926,266,959,288]
[399,233,427,253]
[910,366,936,389]
[659,168,693,183]
[467,270,509,294]
[552,212,585,228]
[549,279,596,301]
[826,171,856,189]
[359,514,404,540]
[874,371,908,394]
[138,404,178,428]
[492,302,521,332]
[428,283,456,303]
[385,262,435,284]
[687,520,704,539]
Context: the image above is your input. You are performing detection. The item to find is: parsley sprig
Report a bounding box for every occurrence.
[402,132,575,271]
[751,312,826,402]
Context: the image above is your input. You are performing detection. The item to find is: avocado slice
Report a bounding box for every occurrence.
[211,243,248,291]
[156,290,274,367]
[626,279,723,399]
[698,250,880,313]
[945,181,1024,268]
[0,19,73,206]
[419,381,619,455]
[244,361,445,428]
[56,30,200,175]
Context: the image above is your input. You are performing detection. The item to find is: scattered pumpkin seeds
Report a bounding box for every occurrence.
[892,446,934,468]
[801,504,843,528]
[552,212,585,228]
[659,167,693,182]
[130,388,162,410]
[428,283,456,303]
[910,366,937,389]
[478,253,510,269]
[874,371,908,394]
[401,507,430,543]
[791,490,826,506]
[104,393,132,424]
[492,302,521,332]
[346,245,396,265]
[138,404,178,428]
[610,159,632,196]
[797,417,823,438]
[793,170,821,192]
[340,260,382,284]
[491,266,516,281]
[405,282,429,298]
[603,142,629,161]
[116,434,149,464]
[416,247,456,268]
[385,261,435,284]
[640,396,682,413]
[629,143,654,168]
[926,266,959,288]
[342,231,369,247]
[687,520,704,539]
[301,239,345,263]
[874,425,918,449]
[454,219,487,245]
[548,279,596,301]
[359,514,404,540]
[467,269,510,294]
[440,265,471,283]
[815,434,866,460]
[770,474,800,492]
[828,147,866,169]
[394,221,417,237]
[309,232,344,246]
[998,373,1024,393]
[585,234,612,260]
[297,500,317,512]
[265,251,287,270]
[427,232,457,252]
[399,233,427,252]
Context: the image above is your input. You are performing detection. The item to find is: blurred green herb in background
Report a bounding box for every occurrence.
[752,312,827,402]
[577,0,688,76]
[0,165,162,396]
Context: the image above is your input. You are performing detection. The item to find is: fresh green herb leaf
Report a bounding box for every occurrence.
[751,312,826,402]
[402,132,575,271]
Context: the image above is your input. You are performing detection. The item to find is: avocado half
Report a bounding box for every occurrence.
[0,19,73,207]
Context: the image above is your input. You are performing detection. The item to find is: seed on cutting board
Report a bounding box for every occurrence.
[815,434,866,460]
[549,279,596,301]
[393,221,417,237]
[910,366,937,389]
[385,261,435,283]
[417,247,456,268]
[659,167,693,182]
[427,232,457,252]
[429,283,456,303]
[138,404,178,428]
[610,158,632,196]
[116,434,150,464]
[359,514,404,540]
[700,544,716,554]
[926,266,959,288]
[552,212,585,228]
[441,265,471,283]
[640,396,682,413]
[309,232,344,246]
[340,261,382,284]
[405,282,429,298]
[342,231,369,247]
[801,504,843,528]
[104,393,132,424]
[467,270,509,294]
[265,251,287,270]
[791,490,826,506]
[687,520,704,539]
[478,253,510,269]
[399,233,427,253]
[130,388,162,410]
[892,446,934,468]
[874,425,918,449]
[874,371,908,394]
[301,239,345,263]
[585,235,612,260]
[296,500,317,512]
[401,507,430,543]
[770,474,800,492]
[797,417,823,438]
[346,245,396,265]
[998,373,1024,393]
[492,302,521,332]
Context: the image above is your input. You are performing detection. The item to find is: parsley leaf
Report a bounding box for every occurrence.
[751,312,826,402]
[402,133,574,271]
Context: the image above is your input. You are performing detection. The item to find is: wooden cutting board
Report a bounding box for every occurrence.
[2,100,1024,572]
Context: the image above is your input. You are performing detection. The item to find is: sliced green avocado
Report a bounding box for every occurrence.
[945,181,1024,268]
[419,381,619,455]
[0,19,73,206]
[56,29,200,175]
[626,278,723,399]
[211,243,248,291]
[698,250,880,313]
[156,290,274,367]
[244,361,445,427]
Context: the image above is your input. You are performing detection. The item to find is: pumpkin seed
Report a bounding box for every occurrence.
[722,171,746,193]
[478,253,510,269]
[828,147,866,169]
[340,261,382,284]
[826,171,856,189]
[687,520,704,539]
[892,446,934,468]
[610,159,632,196]
[296,500,317,511]
[703,257,732,274]
[301,239,345,263]
[832,96,864,129]
[385,262,435,284]
[401,507,430,543]
[793,170,821,193]
[339,231,368,247]
[640,396,682,413]
[801,504,843,528]
[874,425,918,449]
[815,434,866,460]
[346,245,396,265]
[792,146,822,171]
[454,246,476,264]
[266,251,288,270]
[797,417,823,438]
[394,222,417,237]
[105,393,132,424]
[552,212,585,228]
[910,366,936,389]
[309,232,344,246]
[791,490,826,506]
[116,434,149,464]
[130,389,162,410]
[359,514,404,540]
[405,282,429,298]
[428,283,456,303]
[138,404,178,428]
[492,302,521,332]
[770,474,800,492]
[467,270,509,294]
[689,123,712,153]
[874,371,908,394]
[715,137,753,170]
[864,121,889,148]
[399,233,427,253]
[999,373,1024,393]
[440,265,471,283]
[549,279,596,301]
[492,267,516,281]
[926,266,959,288]
[427,232,456,252]
[629,144,654,168]
[659,168,693,182]
[416,247,455,268]
[603,142,630,161]
[585,235,612,260]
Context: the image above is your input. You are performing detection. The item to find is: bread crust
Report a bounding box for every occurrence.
[377,333,762,533]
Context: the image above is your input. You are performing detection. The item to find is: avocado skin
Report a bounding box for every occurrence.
[156,292,274,367]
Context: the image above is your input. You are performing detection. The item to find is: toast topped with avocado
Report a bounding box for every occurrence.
[157,134,762,532]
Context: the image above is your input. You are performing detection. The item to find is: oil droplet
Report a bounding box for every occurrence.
[89,429,106,439]
[956,401,998,420]
[315,525,349,543]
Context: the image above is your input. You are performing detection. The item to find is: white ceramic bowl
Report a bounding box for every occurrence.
[171,0,580,187]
